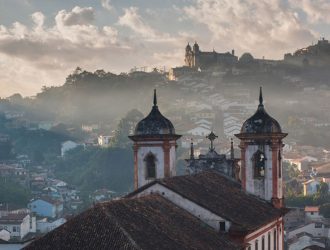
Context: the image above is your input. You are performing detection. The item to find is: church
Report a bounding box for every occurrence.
[185,41,238,69]
[24,88,287,250]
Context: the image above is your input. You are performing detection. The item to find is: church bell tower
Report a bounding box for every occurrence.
[235,87,287,208]
[129,90,181,190]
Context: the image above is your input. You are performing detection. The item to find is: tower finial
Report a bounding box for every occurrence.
[259,86,263,106]
[190,138,194,160]
[230,138,234,160]
[153,89,157,106]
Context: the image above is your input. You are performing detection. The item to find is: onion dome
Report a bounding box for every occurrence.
[241,87,282,134]
[134,90,175,136]
[186,42,192,52]
[193,41,199,52]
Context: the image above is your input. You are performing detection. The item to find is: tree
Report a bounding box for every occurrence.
[319,182,329,197]
[111,109,143,148]
[320,203,330,218]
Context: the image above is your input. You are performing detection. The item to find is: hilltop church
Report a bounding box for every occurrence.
[25,88,287,250]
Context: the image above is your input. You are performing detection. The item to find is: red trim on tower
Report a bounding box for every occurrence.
[240,143,247,190]
[272,145,278,203]
[133,143,139,190]
[163,141,170,177]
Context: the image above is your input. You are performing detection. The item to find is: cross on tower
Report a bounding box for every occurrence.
[206,131,218,151]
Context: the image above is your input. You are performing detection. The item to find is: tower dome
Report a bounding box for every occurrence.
[241,87,282,134]
[134,90,175,136]
[193,41,199,53]
[186,43,192,52]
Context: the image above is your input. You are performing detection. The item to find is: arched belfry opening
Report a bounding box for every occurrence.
[252,150,266,178]
[235,87,287,208]
[128,90,181,189]
[144,152,157,179]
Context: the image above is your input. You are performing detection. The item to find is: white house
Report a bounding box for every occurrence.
[0,228,10,241]
[287,222,330,239]
[36,218,67,234]
[0,213,36,239]
[61,141,79,157]
[98,135,112,147]
[304,206,322,221]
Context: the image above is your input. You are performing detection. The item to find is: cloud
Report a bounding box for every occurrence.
[55,6,94,26]
[0,6,184,96]
[290,0,330,24]
[101,0,112,11]
[183,0,317,59]
[118,7,159,39]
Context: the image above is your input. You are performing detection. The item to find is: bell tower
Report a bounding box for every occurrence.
[129,90,181,190]
[235,87,287,208]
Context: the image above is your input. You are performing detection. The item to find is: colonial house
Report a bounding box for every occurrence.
[25,88,287,250]
[28,198,63,219]
[0,213,36,239]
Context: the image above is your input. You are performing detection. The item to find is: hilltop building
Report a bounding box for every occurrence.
[284,38,330,67]
[25,88,287,250]
[185,41,238,69]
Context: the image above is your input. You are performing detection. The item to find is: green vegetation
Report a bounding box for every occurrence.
[320,203,330,218]
[55,146,134,196]
[286,182,330,207]
[0,177,31,207]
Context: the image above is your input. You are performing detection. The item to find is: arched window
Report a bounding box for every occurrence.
[268,232,271,249]
[253,150,266,178]
[274,229,277,250]
[144,153,156,179]
[255,240,258,250]
[262,236,265,250]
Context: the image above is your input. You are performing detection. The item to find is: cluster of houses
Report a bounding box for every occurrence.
[285,206,330,249]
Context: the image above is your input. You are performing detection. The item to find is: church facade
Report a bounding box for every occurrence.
[25,88,287,250]
[185,41,238,69]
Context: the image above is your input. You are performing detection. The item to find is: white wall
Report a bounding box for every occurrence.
[246,219,283,250]
[134,183,230,232]
[287,222,330,239]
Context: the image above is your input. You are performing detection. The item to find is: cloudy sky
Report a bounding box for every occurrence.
[0,0,329,96]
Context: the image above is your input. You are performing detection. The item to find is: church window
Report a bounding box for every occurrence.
[261,236,265,250]
[274,230,277,250]
[219,221,226,232]
[144,153,156,179]
[253,150,266,178]
[255,240,258,250]
[268,232,271,249]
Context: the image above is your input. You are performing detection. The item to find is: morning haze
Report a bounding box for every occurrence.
[0,1,330,250]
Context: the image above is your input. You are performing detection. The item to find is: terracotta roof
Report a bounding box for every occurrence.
[305,206,319,212]
[24,195,242,250]
[128,171,284,232]
[0,213,28,224]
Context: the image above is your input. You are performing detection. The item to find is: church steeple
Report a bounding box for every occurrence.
[190,138,194,160]
[259,86,263,107]
[235,87,287,208]
[153,89,157,106]
[129,90,181,189]
[230,138,234,160]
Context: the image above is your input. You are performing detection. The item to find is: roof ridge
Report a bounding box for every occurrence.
[99,203,142,250]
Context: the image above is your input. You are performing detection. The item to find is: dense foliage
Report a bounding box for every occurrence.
[0,177,31,207]
[286,182,330,207]
[55,146,134,196]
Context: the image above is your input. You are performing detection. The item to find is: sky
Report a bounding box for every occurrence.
[0,0,330,97]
